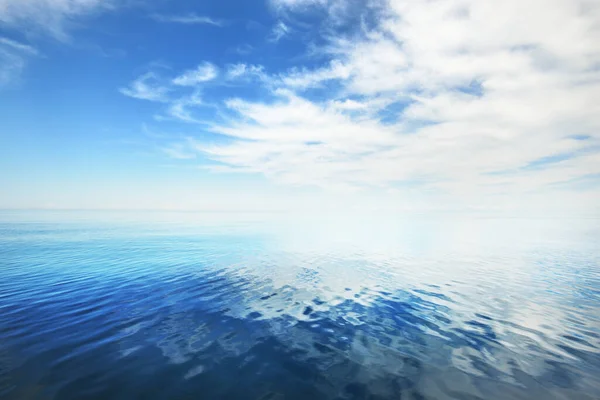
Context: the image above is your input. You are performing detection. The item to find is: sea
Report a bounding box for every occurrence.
[1,211,599,399]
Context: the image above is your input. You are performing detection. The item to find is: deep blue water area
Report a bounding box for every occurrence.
[1,211,599,399]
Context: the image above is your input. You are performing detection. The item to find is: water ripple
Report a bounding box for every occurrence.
[1,213,599,399]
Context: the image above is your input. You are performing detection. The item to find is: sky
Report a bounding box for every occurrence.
[0,0,599,215]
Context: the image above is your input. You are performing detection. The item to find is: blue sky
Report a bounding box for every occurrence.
[0,0,599,214]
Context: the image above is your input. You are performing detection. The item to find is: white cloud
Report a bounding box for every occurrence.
[0,0,112,39]
[0,37,38,85]
[280,60,351,89]
[172,62,218,87]
[0,0,113,84]
[226,63,251,79]
[268,21,290,42]
[226,63,267,81]
[234,44,254,55]
[0,37,38,54]
[150,13,224,27]
[166,91,204,123]
[121,65,218,123]
[270,0,368,27]
[123,0,600,213]
[270,0,330,11]
[201,0,600,205]
[120,72,169,102]
[271,0,325,6]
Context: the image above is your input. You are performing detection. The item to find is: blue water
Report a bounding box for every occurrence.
[1,211,599,399]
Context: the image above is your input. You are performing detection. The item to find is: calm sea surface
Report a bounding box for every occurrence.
[1,211,599,399]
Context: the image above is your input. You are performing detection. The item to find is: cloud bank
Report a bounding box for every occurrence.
[121,0,600,212]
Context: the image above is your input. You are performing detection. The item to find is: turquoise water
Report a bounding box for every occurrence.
[1,211,599,399]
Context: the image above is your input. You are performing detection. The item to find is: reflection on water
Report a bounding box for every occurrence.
[0,211,599,399]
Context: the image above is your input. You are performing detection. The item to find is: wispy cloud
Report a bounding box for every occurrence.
[166,91,205,123]
[279,60,351,89]
[150,13,224,27]
[270,0,328,9]
[226,63,267,81]
[162,142,197,160]
[119,72,169,102]
[233,44,254,55]
[0,0,113,40]
[268,21,290,42]
[270,0,358,26]
[0,37,38,55]
[172,62,218,87]
[121,63,219,123]
[0,37,38,85]
[0,0,117,85]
